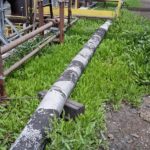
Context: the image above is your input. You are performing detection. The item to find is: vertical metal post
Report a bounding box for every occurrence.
[59,0,64,43]
[29,0,33,24]
[89,0,92,5]
[84,0,88,7]
[0,0,4,35]
[75,0,79,9]
[26,0,30,25]
[0,0,8,44]
[68,0,72,24]
[32,0,38,31]
[25,0,28,18]
[38,0,44,35]
[0,48,6,102]
[49,0,53,18]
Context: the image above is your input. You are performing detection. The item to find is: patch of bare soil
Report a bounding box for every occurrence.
[106,96,150,150]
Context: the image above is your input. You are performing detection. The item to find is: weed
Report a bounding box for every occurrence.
[0,10,150,149]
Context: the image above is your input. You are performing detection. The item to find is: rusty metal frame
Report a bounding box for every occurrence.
[4,18,78,77]
[38,0,45,35]
[68,0,72,24]
[49,0,54,18]
[59,1,64,43]
[0,49,6,102]
[0,2,72,101]
[43,0,122,19]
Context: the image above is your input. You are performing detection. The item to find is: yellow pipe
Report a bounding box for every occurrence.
[115,0,122,17]
[75,0,78,9]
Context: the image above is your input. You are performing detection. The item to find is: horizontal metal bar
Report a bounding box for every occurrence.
[4,18,78,76]
[43,7,116,18]
[128,7,150,12]
[1,20,59,54]
[4,35,57,76]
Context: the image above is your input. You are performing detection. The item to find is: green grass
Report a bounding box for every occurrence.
[125,0,141,7]
[92,2,117,11]
[0,19,103,149]
[46,11,150,149]
[0,10,150,149]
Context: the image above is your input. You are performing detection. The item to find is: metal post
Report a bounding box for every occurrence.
[0,0,4,34]
[49,0,53,18]
[68,0,72,24]
[32,0,38,31]
[59,0,64,43]
[0,49,6,102]
[89,0,92,5]
[26,0,30,25]
[29,0,33,24]
[75,0,79,9]
[0,0,8,44]
[38,0,44,35]
[84,0,88,7]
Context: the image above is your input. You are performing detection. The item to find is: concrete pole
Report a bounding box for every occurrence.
[10,20,112,150]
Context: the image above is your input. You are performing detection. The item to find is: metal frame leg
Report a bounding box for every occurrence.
[59,0,64,43]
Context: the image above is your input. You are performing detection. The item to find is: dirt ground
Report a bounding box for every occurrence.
[105,1,150,149]
[106,96,150,150]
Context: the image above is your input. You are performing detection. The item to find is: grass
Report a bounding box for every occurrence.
[92,2,117,11]
[46,11,150,149]
[0,19,103,149]
[125,0,141,7]
[0,10,150,150]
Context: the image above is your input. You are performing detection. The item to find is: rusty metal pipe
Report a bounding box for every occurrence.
[0,50,6,101]
[4,18,78,76]
[4,35,57,76]
[68,0,72,24]
[59,1,64,43]
[49,0,53,18]
[7,24,37,40]
[1,21,59,55]
[38,0,44,27]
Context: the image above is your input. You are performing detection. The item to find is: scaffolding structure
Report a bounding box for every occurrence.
[0,0,21,45]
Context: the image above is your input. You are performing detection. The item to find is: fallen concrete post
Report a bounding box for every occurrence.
[10,20,112,150]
